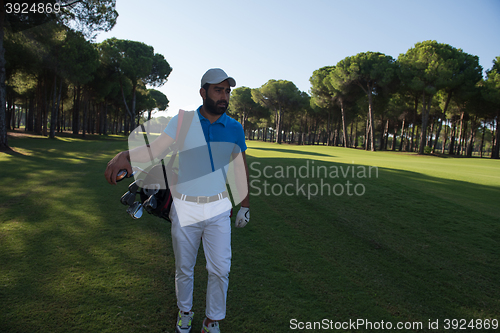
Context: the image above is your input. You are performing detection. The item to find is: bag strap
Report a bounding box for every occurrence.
[137,109,188,165]
[175,109,185,141]
[140,123,155,163]
[165,110,194,169]
[174,109,194,152]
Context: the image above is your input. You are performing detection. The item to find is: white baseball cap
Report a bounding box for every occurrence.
[201,68,236,88]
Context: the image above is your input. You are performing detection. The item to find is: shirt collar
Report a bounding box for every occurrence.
[197,106,228,127]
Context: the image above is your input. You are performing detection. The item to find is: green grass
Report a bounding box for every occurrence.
[1,134,499,332]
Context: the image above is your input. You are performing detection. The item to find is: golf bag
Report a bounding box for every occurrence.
[120,110,194,221]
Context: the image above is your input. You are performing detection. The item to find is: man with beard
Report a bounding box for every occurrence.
[104,68,250,333]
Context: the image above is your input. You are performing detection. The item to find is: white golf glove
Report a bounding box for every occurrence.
[235,207,250,228]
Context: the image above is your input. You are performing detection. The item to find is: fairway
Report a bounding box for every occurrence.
[1,134,499,332]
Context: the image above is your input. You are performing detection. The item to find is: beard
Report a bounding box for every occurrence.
[204,95,228,115]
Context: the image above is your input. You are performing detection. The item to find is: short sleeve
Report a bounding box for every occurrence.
[164,114,178,139]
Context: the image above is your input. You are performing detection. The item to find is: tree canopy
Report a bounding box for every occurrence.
[0,0,118,148]
[98,38,172,131]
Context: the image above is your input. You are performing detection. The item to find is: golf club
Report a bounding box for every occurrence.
[126,201,143,219]
[116,169,136,182]
[143,194,158,214]
[120,191,136,206]
[128,179,144,194]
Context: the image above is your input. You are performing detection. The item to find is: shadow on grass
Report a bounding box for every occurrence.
[0,136,176,332]
[231,155,500,330]
[7,128,128,142]
[0,147,25,157]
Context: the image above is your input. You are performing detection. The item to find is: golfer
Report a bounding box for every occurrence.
[104,68,250,333]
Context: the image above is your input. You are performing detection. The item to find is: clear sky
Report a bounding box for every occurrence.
[94,0,500,118]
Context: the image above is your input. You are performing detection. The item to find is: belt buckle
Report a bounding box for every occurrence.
[196,196,209,204]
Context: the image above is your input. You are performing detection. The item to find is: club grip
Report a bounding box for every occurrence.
[116,169,130,182]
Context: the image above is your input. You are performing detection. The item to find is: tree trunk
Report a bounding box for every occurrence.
[298,117,304,145]
[49,74,60,139]
[456,111,465,156]
[459,121,466,155]
[303,117,308,145]
[466,115,477,157]
[419,91,431,154]
[399,118,406,151]
[339,99,348,147]
[411,97,418,152]
[354,117,358,148]
[104,100,108,135]
[42,79,48,137]
[243,107,249,135]
[0,1,8,150]
[367,87,375,151]
[432,92,452,153]
[18,100,25,129]
[441,120,448,154]
[491,113,499,159]
[132,89,138,131]
[427,118,434,148]
[349,121,353,148]
[391,122,398,151]
[90,101,95,135]
[479,123,486,158]
[34,79,42,135]
[282,114,288,143]
[6,94,12,130]
[27,96,34,132]
[10,97,16,129]
[415,127,420,150]
[59,97,64,132]
[275,109,282,144]
[119,80,134,135]
[382,119,389,150]
[326,107,331,146]
[73,84,81,135]
[364,116,369,150]
[449,119,456,155]
[379,111,386,150]
[82,90,88,138]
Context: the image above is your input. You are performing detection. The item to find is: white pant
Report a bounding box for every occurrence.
[170,197,232,321]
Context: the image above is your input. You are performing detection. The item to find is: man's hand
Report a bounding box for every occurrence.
[104,151,132,185]
[235,207,250,228]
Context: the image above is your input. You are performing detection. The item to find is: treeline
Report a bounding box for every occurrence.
[229,42,500,158]
[0,0,172,148]
[2,4,499,159]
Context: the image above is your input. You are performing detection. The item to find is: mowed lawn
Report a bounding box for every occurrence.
[1,133,499,332]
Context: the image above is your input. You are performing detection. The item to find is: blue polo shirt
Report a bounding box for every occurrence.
[164,106,247,196]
